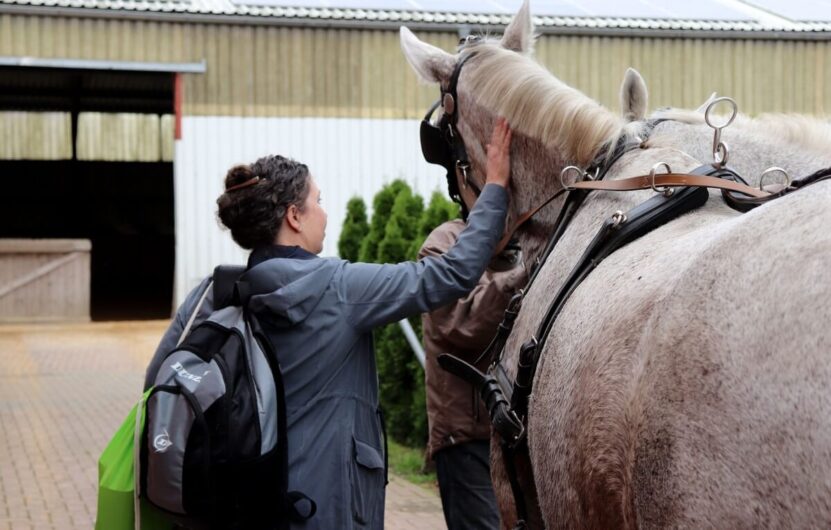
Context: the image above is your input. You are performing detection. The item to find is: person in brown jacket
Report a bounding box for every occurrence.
[419,224,527,530]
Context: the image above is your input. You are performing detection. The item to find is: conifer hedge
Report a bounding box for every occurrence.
[337,181,459,447]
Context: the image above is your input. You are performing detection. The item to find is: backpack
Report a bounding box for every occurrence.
[139,265,316,529]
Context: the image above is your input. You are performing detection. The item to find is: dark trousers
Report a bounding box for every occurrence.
[434,440,500,530]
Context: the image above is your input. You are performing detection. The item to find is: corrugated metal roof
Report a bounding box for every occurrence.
[0,0,829,34]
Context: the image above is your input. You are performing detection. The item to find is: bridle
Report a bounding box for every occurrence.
[420,51,481,219]
[420,49,576,257]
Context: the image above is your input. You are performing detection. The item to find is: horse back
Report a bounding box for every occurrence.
[528,180,831,528]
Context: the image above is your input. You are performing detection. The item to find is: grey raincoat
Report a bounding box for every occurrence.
[145,183,508,529]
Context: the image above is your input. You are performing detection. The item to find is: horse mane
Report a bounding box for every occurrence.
[651,107,831,154]
[754,113,831,153]
[465,42,644,167]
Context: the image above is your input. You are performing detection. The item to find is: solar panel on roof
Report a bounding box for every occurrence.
[228,0,805,23]
[567,0,753,20]
[745,0,831,21]
[409,0,504,13]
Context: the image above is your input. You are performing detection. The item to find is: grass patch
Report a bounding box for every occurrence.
[387,439,437,489]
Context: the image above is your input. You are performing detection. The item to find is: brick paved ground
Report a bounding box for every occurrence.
[0,321,446,530]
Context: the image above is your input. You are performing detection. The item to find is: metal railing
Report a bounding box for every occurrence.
[397,319,425,368]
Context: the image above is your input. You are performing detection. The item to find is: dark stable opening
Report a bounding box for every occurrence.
[0,160,175,320]
[0,67,176,320]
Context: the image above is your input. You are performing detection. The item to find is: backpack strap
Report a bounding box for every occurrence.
[175,265,245,348]
[213,265,246,308]
[177,280,213,347]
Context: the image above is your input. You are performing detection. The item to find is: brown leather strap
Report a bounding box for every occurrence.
[569,172,769,198]
[494,189,567,256]
[492,171,769,257]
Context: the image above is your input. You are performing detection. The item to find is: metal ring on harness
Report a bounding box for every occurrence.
[610,210,627,228]
[457,161,471,189]
[560,166,585,191]
[759,167,791,191]
[713,141,730,167]
[649,162,674,196]
[705,97,738,168]
[704,96,738,130]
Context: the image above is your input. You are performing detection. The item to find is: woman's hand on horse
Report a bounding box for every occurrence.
[486,117,512,188]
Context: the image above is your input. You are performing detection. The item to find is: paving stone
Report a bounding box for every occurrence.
[0,322,447,530]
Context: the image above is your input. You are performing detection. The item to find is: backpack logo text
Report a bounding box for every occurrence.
[170,361,205,383]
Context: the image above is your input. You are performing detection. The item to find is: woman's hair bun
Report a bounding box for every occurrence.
[217,155,310,250]
[225,164,255,190]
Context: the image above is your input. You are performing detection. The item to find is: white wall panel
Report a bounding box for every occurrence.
[174,116,447,305]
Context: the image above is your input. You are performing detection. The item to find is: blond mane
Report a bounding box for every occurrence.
[464,42,643,167]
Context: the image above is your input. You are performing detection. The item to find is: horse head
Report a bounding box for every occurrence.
[401,0,647,263]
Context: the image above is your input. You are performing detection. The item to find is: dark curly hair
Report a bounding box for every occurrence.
[216,155,311,249]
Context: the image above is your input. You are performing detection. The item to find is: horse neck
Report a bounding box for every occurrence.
[455,109,630,266]
[455,100,569,263]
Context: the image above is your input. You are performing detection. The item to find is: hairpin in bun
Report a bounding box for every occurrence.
[225,176,260,192]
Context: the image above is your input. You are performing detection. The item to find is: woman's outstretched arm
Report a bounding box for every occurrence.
[340,118,513,332]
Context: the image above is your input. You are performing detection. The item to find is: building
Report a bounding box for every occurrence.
[0,0,828,319]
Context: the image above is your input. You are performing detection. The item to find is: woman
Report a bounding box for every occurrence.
[147,119,512,529]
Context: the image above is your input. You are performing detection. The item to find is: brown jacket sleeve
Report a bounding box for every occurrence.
[418,219,527,358]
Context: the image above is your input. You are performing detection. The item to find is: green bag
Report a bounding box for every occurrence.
[96,389,171,530]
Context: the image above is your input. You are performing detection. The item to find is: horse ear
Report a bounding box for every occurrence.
[620,68,648,122]
[501,0,535,53]
[400,26,455,84]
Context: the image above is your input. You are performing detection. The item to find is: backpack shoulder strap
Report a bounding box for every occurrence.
[176,265,245,347]
[177,280,213,347]
[213,265,246,309]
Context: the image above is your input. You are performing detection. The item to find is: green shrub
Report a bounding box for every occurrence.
[341,182,459,449]
[409,191,460,260]
[375,185,425,445]
[359,180,408,263]
[337,197,369,262]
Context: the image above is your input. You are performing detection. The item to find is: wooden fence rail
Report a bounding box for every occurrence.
[0,239,91,323]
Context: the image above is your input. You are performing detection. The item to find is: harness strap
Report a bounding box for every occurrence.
[721,165,831,212]
[483,170,715,530]
[568,171,768,198]
[472,292,524,366]
[532,183,710,352]
[493,189,568,256]
[496,162,823,260]
[437,354,525,446]
[502,441,528,530]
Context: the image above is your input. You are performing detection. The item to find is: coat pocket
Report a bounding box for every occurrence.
[350,436,385,526]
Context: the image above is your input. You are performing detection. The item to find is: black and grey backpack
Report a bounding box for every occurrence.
[139,266,315,529]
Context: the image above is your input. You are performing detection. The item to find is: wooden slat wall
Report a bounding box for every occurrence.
[0,111,72,159]
[0,239,91,323]
[0,13,829,118]
[534,36,831,114]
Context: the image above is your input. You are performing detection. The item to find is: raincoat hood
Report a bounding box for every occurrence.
[242,257,340,327]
